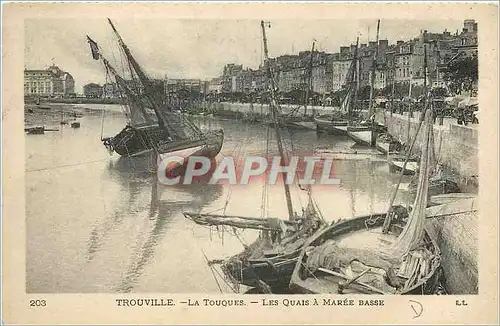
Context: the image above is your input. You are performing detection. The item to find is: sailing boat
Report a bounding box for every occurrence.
[314,38,358,136]
[183,20,325,292]
[88,19,223,163]
[289,45,442,295]
[346,20,387,147]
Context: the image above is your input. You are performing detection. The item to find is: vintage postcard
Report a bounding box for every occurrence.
[2,2,499,324]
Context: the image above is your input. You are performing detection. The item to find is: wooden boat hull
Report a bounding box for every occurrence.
[289,213,441,295]
[410,179,461,198]
[266,117,316,131]
[389,159,419,175]
[429,193,475,206]
[26,126,45,135]
[347,128,376,147]
[314,118,349,135]
[186,212,325,292]
[104,125,224,159]
[221,247,300,289]
[285,120,317,131]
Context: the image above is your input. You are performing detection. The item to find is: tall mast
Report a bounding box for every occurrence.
[107,19,168,129]
[304,40,315,117]
[87,34,153,125]
[108,19,150,88]
[261,20,295,221]
[390,58,396,117]
[368,19,380,146]
[349,37,360,127]
[382,43,430,234]
[106,19,203,138]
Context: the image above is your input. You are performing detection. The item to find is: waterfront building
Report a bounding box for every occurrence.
[331,49,353,92]
[164,77,202,94]
[102,83,120,99]
[208,77,222,94]
[83,83,103,98]
[24,65,75,97]
[220,64,243,93]
[215,19,478,98]
[311,52,333,95]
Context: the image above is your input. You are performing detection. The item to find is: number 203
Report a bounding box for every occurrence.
[29,299,46,307]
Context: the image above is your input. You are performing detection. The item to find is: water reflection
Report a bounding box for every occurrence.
[86,156,223,292]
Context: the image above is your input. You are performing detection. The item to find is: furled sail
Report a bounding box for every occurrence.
[393,107,434,256]
[93,19,206,141]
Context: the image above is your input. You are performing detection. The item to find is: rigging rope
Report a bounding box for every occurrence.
[260,125,271,219]
[26,158,110,173]
[286,129,305,210]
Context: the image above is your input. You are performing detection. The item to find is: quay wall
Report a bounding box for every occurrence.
[425,198,478,294]
[208,102,333,116]
[379,112,478,190]
[386,113,479,294]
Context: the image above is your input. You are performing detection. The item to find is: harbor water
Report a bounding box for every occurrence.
[26,104,414,293]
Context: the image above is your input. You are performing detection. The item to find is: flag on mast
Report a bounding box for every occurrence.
[87,35,100,60]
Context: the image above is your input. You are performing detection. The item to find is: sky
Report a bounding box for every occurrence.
[24,19,466,93]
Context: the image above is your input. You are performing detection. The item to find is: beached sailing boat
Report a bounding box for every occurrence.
[383,46,460,195]
[345,20,386,147]
[314,38,358,135]
[289,45,442,295]
[282,40,318,131]
[184,21,326,293]
[88,19,223,161]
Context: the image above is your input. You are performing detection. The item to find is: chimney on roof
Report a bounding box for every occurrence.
[340,46,350,55]
[464,19,475,33]
[379,39,389,49]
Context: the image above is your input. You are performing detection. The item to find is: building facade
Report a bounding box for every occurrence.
[164,77,202,94]
[83,83,103,98]
[212,19,478,98]
[24,65,75,97]
[208,77,222,94]
[102,83,120,99]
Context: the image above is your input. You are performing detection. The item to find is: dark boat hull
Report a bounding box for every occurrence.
[218,221,325,291]
[314,118,349,135]
[104,124,224,159]
[265,117,316,131]
[285,120,317,131]
[388,158,419,175]
[222,248,299,289]
[411,179,461,198]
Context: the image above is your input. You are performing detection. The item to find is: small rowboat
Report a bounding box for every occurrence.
[388,156,419,175]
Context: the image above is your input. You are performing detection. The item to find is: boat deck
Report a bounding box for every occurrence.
[391,160,419,172]
[335,226,399,256]
[348,130,373,146]
[300,226,401,294]
[376,140,390,154]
